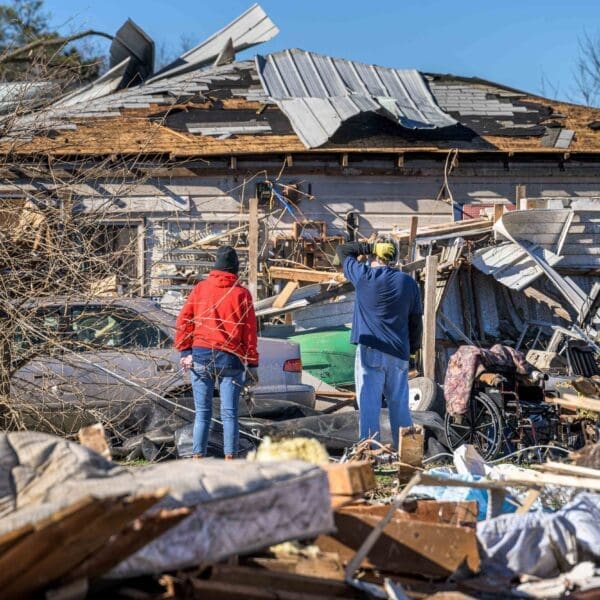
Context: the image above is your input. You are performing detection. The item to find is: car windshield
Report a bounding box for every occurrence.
[71,307,170,350]
[13,304,170,360]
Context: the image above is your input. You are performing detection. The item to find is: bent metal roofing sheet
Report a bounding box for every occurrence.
[256,49,456,148]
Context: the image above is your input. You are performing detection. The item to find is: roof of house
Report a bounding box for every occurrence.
[3,5,600,158]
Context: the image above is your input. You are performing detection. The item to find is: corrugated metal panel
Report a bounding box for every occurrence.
[256,49,456,148]
[149,4,279,82]
[55,59,131,107]
[497,204,600,269]
[472,242,563,291]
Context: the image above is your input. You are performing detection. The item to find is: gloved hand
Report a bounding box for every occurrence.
[374,242,396,262]
[246,366,260,387]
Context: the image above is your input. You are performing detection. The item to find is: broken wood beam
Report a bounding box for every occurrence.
[269,266,346,284]
[272,281,299,309]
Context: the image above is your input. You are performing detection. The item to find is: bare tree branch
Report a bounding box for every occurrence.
[0,29,113,65]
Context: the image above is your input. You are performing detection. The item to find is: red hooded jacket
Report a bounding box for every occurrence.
[174,270,259,366]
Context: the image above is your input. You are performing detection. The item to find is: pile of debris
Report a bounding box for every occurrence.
[3,430,600,598]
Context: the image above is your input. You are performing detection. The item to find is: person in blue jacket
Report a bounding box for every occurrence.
[336,236,423,449]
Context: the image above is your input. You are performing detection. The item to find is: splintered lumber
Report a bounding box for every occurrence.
[545,393,600,413]
[316,504,480,577]
[269,266,346,284]
[0,490,170,599]
[273,281,300,308]
[66,507,191,581]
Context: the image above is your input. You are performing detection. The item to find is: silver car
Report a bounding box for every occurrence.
[10,297,315,436]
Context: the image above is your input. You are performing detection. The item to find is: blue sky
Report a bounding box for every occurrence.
[44,1,600,103]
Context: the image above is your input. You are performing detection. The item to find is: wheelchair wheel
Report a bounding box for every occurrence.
[444,392,503,460]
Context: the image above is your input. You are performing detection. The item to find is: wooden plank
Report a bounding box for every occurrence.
[421,470,600,492]
[406,216,418,261]
[269,266,346,284]
[338,500,478,526]
[545,394,600,413]
[273,281,299,309]
[422,254,439,380]
[393,218,492,243]
[0,523,34,556]
[248,194,259,299]
[534,461,600,479]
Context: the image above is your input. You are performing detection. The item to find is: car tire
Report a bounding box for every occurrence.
[409,377,441,413]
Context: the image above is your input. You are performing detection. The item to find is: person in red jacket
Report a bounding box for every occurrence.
[175,245,259,459]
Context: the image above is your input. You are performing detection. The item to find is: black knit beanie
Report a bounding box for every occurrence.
[214,245,239,274]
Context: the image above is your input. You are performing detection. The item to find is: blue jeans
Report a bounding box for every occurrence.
[190,362,244,456]
[355,344,412,449]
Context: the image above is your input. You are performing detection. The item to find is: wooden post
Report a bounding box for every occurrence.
[406,216,418,262]
[422,255,439,380]
[398,425,424,483]
[248,194,259,299]
[516,184,527,210]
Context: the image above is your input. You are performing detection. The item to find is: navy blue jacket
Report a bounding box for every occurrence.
[337,242,423,361]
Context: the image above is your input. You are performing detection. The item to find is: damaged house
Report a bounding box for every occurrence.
[0,5,598,407]
[0,5,597,294]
